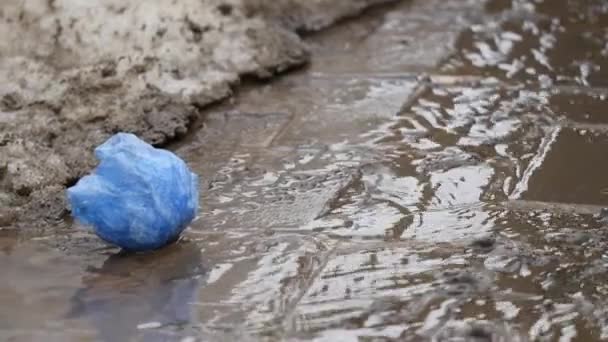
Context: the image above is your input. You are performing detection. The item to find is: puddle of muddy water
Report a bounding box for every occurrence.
[3,0,608,341]
[443,0,608,87]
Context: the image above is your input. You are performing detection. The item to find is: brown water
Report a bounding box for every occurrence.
[3,0,608,340]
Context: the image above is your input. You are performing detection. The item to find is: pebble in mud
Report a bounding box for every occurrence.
[468,235,497,254]
[432,321,523,342]
[483,239,554,275]
[544,228,593,246]
[436,269,492,298]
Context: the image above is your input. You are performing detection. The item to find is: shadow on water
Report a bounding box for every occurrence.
[67,242,206,342]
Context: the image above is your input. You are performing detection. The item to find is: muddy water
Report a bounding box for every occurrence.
[3,0,608,341]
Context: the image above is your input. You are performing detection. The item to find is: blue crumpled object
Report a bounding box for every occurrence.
[67,133,199,251]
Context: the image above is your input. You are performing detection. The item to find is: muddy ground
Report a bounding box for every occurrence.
[0,0,394,230]
[3,0,608,341]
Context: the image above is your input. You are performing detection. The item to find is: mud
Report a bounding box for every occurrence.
[3,0,608,341]
[0,0,395,230]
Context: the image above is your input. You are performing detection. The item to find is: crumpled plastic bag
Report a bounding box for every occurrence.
[67,133,199,251]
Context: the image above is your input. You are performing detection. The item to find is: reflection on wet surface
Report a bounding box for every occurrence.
[444,0,608,86]
[0,239,208,341]
[68,243,205,342]
[3,0,608,340]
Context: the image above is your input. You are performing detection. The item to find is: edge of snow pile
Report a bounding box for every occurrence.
[0,0,397,231]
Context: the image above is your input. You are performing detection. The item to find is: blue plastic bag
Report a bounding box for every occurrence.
[67,133,199,251]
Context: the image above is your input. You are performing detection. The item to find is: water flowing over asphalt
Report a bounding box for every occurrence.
[2,0,608,340]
